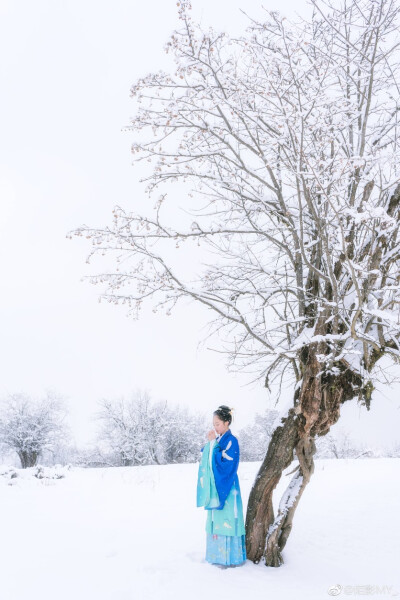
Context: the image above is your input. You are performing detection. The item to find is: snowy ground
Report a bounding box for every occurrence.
[0,458,399,600]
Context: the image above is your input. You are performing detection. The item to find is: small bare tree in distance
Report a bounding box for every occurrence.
[0,391,69,468]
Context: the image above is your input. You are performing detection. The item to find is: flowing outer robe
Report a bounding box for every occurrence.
[196,429,245,537]
[197,429,240,511]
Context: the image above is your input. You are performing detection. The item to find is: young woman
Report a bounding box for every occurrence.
[196,405,246,568]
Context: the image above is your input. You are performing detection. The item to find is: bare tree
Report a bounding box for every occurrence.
[95,390,207,465]
[315,426,363,458]
[0,391,69,468]
[95,390,166,465]
[69,0,400,566]
[161,404,208,463]
[238,410,281,461]
[388,442,400,457]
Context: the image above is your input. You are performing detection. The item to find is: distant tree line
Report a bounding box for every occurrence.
[0,390,398,469]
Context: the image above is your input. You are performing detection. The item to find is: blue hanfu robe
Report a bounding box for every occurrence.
[196,429,246,566]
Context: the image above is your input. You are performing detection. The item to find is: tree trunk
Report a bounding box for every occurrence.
[245,343,363,566]
[245,408,300,564]
[18,451,27,469]
[18,450,38,469]
[263,435,316,566]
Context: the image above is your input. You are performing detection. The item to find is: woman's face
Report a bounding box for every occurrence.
[213,415,229,435]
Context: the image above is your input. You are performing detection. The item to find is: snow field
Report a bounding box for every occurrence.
[0,458,398,600]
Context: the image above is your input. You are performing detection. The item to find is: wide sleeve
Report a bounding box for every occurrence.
[211,435,240,510]
[196,440,220,509]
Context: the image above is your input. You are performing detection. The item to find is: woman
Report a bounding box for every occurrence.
[196,405,246,568]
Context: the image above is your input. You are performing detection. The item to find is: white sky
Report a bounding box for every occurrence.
[0,0,399,450]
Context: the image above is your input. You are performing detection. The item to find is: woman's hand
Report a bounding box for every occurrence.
[207,429,216,441]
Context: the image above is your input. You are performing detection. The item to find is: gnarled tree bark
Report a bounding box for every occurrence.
[246,335,365,566]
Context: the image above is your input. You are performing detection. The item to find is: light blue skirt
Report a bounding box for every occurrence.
[205,532,246,566]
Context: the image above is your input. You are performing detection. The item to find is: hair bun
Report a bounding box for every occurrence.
[213,404,234,425]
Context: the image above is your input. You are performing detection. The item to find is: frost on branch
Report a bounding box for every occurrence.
[70,0,400,408]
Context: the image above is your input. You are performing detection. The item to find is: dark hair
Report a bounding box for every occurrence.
[213,405,234,425]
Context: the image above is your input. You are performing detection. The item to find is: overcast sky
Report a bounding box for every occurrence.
[1,0,399,450]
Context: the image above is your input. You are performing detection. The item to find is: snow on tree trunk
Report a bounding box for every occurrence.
[245,409,299,564]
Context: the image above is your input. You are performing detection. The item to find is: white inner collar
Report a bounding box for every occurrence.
[217,430,229,441]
